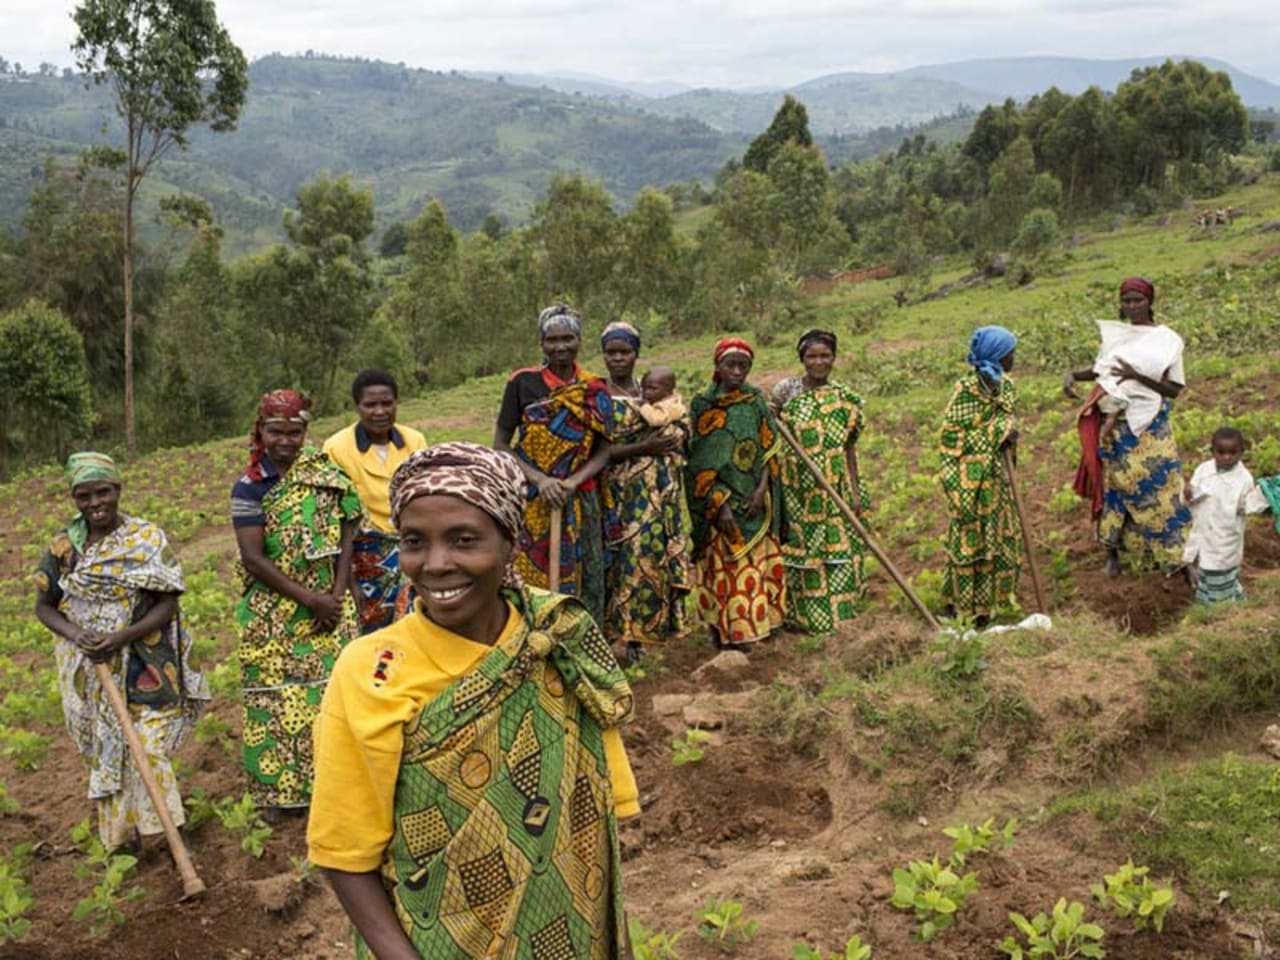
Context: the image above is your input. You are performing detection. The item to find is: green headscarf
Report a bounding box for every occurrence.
[66,451,121,490]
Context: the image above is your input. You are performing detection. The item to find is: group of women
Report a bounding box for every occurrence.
[33,276,1195,957]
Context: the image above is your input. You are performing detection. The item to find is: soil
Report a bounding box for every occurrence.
[3,374,1278,960]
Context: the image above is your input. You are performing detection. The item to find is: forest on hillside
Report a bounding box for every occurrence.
[0,54,1276,477]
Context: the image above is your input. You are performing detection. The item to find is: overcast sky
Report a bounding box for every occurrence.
[2,0,1276,90]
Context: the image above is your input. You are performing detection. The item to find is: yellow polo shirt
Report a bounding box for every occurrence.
[307,602,640,873]
[323,422,428,532]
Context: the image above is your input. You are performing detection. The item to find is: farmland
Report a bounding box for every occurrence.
[1,174,1279,958]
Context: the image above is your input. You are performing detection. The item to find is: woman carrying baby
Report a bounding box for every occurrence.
[1064,276,1191,576]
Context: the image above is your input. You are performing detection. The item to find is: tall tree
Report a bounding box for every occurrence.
[72,0,247,455]
[743,94,813,174]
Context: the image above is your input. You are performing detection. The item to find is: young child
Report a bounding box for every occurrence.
[1183,426,1268,604]
[638,364,687,437]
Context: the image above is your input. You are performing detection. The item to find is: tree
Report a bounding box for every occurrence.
[531,173,619,314]
[743,94,813,173]
[0,300,94,475]
[612,188,687,318]
[962,98,1022,181]
[73,0,247,455]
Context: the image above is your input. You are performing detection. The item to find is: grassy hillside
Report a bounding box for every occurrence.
[0,56,746,249]
[0,175,1277,958]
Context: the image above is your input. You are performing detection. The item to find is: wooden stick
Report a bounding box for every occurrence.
[775,420,941,630]
[1002,447,1048,614]
[93,662,206,898]
[548,506,563,593]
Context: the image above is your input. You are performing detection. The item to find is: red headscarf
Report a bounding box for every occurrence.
[1119,276,1155,303]
[246,389,312,480]
[712,337,754,380]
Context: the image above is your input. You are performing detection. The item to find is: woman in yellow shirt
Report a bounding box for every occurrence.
[308,442,638,960]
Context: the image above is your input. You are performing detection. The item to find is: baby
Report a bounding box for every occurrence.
[1089,319,1184,439]
[638,365,687,434]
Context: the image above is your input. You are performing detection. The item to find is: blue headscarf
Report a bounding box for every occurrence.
[600,321,641,354]
[966,326,1017,383]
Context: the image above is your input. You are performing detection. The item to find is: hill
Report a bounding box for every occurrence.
[1,174,1279,960]
[0,55,745,251]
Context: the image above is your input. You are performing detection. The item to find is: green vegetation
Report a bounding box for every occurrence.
[212,793,273,858]
[792,934,873,960]
[670,729,713,766]
[69,819,146,934]
[695,897,759,952]
[1000,899,1106,959]
[1089,861,1175,933]
[629,917,684,960]
[890,856,980,941]
[0,846,34,945]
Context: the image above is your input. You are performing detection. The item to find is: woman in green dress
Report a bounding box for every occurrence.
[772,329,868,633]
[230,389,361,816]
[937,326,1021,625]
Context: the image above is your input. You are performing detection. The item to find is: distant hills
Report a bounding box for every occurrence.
[0,53,1274,256]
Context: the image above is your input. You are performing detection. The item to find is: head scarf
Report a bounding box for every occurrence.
[1119,277,1155,303]
[66,451,121,490]
[712,337,754,383]
[537,303,583,341]
[600,320,641,354]
[246,389,312,481]
[797,328,838,360]
[389,442,527,589]
[966,325,1018,383]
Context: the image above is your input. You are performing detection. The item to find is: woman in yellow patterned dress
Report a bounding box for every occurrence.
[231,389,360,817]
[35,452,209,852]
[937,326,1021,626]
[772,329,868,633]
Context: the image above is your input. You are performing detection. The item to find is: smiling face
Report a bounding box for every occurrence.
[72,481,121,535]
[716,353,752,390]
[260,420,307,471]
[541,329,581,372]
[602,339,638,385]
[355,384,397,439]
[800,342,835,384]
[397,494,513,645]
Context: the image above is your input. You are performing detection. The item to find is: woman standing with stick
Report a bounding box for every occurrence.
[35,452,209,853]
[937,327,1022,626]
[772,329,869,633]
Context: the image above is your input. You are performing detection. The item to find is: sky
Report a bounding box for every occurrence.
[1,0,1277,91]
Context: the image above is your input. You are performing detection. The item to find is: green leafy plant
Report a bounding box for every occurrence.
[1090,860,1174,933]
[214,793,273,858]
[792,933,873,959]
[0,782,19,816]
[69,819,146,934]
[696,897,758,952]
[629,916,683,960]
[945,817,1018,867]
[931,629,991,681]
[182,787,221,830]
[0,726,52,771]
[1000,898,1106,959]
[0,848,35,945]
[193,713,237,757]
[671,729,713,766]
[890,856,979,941]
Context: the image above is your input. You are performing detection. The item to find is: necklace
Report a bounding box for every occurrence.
[609,377,641,399]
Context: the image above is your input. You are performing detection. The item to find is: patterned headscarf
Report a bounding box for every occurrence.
[712,337,754,382]
[600,321,641,354]
[797,328,838,359]
[246,389,312,481]
[1119,277,1155,303]
[537,303,583,341]
[966,326,1018,383]
[66,451,121,490]
[389,442,527,588]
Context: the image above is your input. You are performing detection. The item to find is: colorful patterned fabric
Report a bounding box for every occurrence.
[775,380,868,633]
[1096,399,1190,570]
[352,530,413,633]
[687,382,786,643]
[937,373,1022,619]
[66,451,121,488]
[603,398,691,647]
[1196,566,1245,604]
[510,374,612,623]
[796,329,837,358]
[966,325,1017,384]
[391,444,529,545]
[235,449,361,808]
[34,516,209,847]
[364,588,633,960]
[247,389,312,482]
[692,534,786,646]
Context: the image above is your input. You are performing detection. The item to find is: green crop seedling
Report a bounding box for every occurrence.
[1000,898,1106,959]
[1090,860,1174,933]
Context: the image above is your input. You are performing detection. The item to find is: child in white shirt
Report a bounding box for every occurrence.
[1183,427,1268,603]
